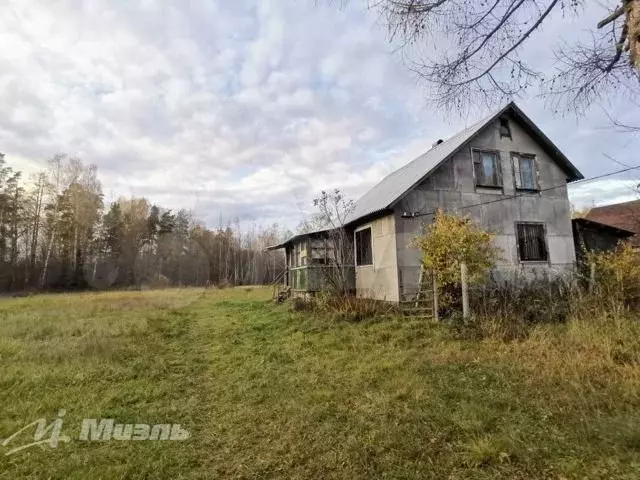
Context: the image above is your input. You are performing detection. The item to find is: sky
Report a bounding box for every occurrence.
[1,0,639,229]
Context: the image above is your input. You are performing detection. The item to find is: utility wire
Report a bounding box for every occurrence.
[401,165,640,219]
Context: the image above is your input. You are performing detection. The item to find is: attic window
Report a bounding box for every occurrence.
[512,153,539,191]
[499,117,512,139]
[473,151,502,188]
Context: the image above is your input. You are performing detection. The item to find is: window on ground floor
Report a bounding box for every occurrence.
[516,222,548,262]
[355,228,373,266]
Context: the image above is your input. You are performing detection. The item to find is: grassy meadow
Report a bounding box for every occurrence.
[1,287,639,479]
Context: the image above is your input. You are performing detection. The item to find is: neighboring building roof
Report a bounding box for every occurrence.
[585,199,640,233]
[585,199,640,247]
[345,101,584,226]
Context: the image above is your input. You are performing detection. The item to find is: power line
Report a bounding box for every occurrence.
[401,165,640,219]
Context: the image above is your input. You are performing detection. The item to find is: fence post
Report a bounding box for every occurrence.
[589,262,596,294]
[432,271,439,322]
[461,261,470,320]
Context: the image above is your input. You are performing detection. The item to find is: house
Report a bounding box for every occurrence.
[572,217,635,265]
[269,102,584,302]
[584,199,640,249]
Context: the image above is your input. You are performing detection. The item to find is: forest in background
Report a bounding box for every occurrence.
[0,154,289,293]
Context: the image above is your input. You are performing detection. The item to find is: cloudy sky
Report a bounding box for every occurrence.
[1,0,639,229]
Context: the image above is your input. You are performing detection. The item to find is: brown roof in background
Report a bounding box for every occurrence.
[586,199,640,247]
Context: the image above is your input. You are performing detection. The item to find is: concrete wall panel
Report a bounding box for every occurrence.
[393,112,576,294]
[355,215,400,302]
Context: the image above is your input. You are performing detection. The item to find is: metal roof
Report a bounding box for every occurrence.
[345,102,584,226]
[266,227,333,251]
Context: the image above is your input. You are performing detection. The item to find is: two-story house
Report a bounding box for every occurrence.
[268,102,584,302]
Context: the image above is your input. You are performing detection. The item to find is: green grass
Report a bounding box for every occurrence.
[1,287,639,479]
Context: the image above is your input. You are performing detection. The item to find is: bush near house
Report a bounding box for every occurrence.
[412,209,501,313]
[586,241,640,310]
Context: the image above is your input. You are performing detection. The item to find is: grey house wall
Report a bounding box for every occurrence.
[393,114,576,299]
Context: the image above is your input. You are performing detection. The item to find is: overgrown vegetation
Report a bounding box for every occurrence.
[290,294,398,323]
[586,241,640,310]
[1,287,639,479]
[410,211,640,344]
[413,209,501,310]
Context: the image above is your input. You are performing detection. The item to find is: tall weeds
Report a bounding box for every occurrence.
[452,242,640,342]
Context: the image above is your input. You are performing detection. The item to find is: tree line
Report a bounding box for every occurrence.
[0,154,289,293]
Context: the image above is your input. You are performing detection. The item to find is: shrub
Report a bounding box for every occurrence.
[315,294,398,322]
[151,274,170,289]
[413,209,501,310]
[216,280,233,289]
[290,296,316,312]
[585,241,640,310]
[455,278,575,341]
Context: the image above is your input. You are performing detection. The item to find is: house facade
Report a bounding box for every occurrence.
[269,102,584,302]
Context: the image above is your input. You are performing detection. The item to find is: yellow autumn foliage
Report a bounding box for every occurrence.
[413,210,501,287]
[585,241,640,307]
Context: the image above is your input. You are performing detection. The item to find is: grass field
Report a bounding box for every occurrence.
[1,287,639,479]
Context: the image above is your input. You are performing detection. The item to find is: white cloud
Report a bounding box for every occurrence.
[0,0,638,230]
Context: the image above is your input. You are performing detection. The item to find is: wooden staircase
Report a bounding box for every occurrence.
[399,265,435,319]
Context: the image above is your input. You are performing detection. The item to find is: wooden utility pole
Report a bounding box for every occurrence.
[432,271,439,322]
[461,261,470,320]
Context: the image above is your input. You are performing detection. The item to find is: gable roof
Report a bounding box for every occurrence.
[345,101,583,226]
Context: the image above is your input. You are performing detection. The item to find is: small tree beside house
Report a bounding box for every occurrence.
[413,210,501,314]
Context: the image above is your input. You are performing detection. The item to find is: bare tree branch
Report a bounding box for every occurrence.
[349,0,640,117]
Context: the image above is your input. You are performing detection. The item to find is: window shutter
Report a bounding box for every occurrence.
[496,153,503,187]
[473,154,484,185]
[512,155,522,189]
